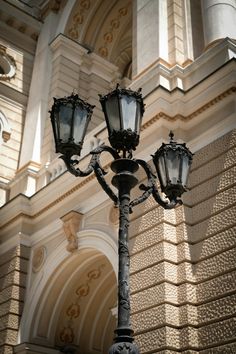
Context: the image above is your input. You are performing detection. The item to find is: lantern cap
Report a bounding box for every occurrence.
[51,93,95,112]
[154,131,193,159]
[99,84,145,116]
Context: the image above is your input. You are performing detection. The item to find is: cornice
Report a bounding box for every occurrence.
[141,86,236,130]
[0,1,42,41]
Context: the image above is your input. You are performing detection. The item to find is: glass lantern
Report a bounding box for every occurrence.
[99,85,145,152]
[153,132,193,201]
[50,93,94,156]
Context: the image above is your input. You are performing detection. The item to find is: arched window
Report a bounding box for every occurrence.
[0,111,11,143]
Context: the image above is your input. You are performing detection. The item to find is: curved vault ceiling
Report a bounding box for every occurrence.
[32,249,117,354]
[65,0,132,78]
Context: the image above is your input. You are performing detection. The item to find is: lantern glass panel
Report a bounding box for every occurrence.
[166,150,180,184]
[181,154,190,186]
[73,105,90,144]
[157,155,167,188]
[136,101,142,134]
[120,95,137,131]
[58,103,73,142]
[105,95,120,132]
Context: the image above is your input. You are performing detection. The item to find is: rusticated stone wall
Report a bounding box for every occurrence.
[130,129,236,353]
[0,245,30,354]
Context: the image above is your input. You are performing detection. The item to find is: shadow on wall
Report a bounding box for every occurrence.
[127,130,236,351]
[182,129,236,350]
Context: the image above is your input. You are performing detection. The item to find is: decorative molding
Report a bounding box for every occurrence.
[16,160,41,175]
[60,211,83,252]
[132,57,193,81]
[141,87,236,131]
[32,246,47,272]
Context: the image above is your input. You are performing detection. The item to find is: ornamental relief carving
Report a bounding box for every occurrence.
[0,45,16,81]
[58,263,105,345]
[98,6,129,59]
[32,246,47,273]
[67,0,91,40]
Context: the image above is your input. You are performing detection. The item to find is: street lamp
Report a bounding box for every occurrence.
[50,85,193,354]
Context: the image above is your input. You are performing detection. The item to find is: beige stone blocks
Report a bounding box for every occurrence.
[0,245,29,354]
[191,206,236,241]
[0,344,14,354]
[184,165,236,206]
[197,271,236,303]
[129,130,236,352]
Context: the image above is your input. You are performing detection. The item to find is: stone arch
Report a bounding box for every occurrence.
[63,0,132,78]
[19,229,117,354]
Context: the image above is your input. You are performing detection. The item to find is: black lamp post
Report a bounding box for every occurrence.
[50,86,193,354]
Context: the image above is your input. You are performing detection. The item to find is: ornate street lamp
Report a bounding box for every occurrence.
[50,86,193,354]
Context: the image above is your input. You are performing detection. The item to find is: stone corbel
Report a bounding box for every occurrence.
[2,130,11,142]
[61,211,83,252]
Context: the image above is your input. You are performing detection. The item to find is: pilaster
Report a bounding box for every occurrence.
[132,0,169,77]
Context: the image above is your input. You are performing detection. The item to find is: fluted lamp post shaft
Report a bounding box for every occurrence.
[50,86,193,354]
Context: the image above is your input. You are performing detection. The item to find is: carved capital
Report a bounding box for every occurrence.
[61,211,83,252]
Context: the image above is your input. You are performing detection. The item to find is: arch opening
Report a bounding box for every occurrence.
[22,244,117,354]
[64,0,133,79]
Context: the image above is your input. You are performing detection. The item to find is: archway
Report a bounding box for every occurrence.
[20,230,117,354]
[63,0,132,79]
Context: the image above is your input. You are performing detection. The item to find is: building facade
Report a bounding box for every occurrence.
[0,0,236,353]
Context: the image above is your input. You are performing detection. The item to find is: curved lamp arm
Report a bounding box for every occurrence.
[130,159,182,211]
[60,145,119,206]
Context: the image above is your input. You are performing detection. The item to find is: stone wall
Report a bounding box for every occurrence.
[130,129,236,353]
[0,245,30,354]
[0,41,35,205]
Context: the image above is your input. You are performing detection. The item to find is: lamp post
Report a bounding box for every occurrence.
[50,85,193,354]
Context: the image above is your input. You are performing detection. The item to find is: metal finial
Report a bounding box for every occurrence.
[169,130,174,141]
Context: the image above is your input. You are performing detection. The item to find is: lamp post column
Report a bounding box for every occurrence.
[109,158,140,354]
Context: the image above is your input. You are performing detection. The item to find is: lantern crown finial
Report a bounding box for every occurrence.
[169,130,174,142]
